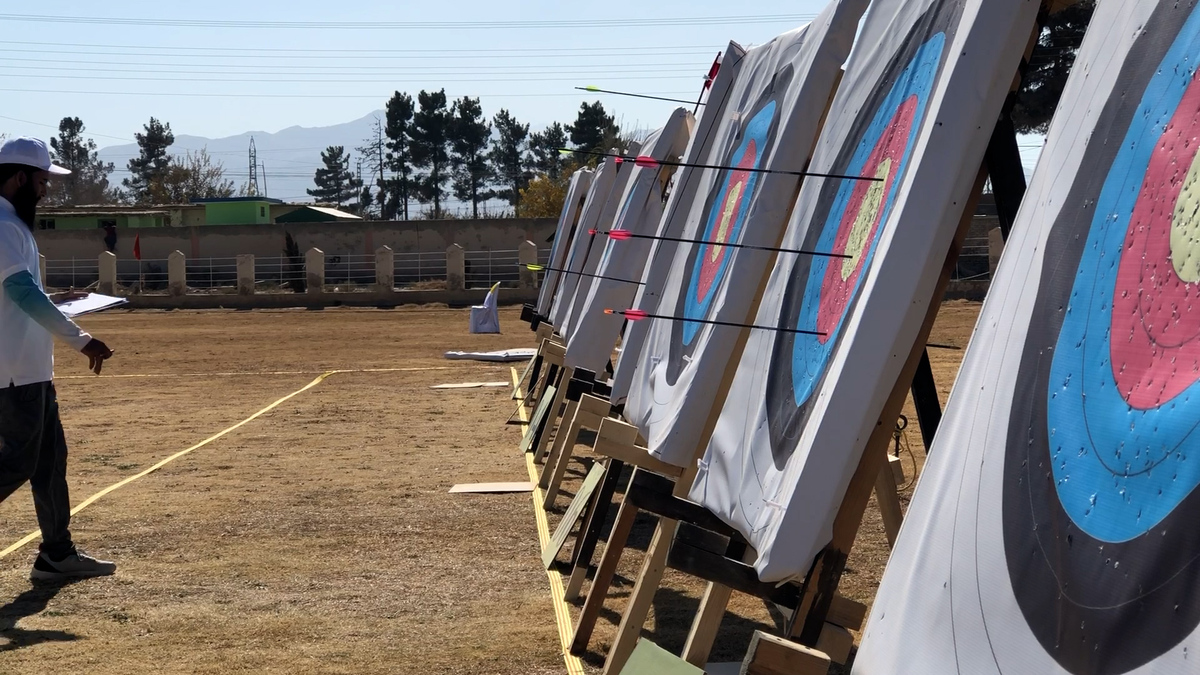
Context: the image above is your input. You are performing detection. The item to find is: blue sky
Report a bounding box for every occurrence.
[0,2,832,146]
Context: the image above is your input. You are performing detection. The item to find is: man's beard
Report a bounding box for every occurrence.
[10,178,39,229]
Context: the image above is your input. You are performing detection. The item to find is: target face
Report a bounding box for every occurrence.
[763,5,957,463]
[1004,6,1200,673]
[665,70,791,383]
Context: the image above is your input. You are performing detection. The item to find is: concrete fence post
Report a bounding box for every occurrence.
[98,251,117,295]
[446,244,465,291]
[518,240,538,289]
[305,248,324,294]
[375,246,394,292]
[237,254,255,296]
[38,254,46,288]
[168,250,186,297]
[988,227,1005,276]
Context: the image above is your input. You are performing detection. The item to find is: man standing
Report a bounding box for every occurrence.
[0,137,116,581]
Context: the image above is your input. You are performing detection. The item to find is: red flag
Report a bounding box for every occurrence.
[133,233,141,261]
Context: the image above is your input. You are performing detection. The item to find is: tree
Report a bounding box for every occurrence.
[529,122,570,182]
[490,109,532,216]
[356,117,387,219]
[568,101,618,161]
[147,149,236,203]
[448,96,494,219]
[410,89,452,218]
[384,91,416,220]
[123,117,174,204]
[307,145,361,208]
[519,175,569,219]
[47,117,117,205]
[1012,1,1096,133]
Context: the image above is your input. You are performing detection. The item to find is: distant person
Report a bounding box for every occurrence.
[0,137,116,581]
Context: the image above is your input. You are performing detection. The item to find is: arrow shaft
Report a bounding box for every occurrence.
[599,230,852,260]
[575,87,703,106]
[617,311,824,337]
[525,265,642,286]
[569,148,883,183]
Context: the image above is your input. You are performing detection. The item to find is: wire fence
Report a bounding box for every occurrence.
[950,236,992,282]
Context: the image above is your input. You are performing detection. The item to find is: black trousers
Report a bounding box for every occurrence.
[0,382,73,557]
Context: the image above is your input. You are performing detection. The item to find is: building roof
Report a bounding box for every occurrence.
[190,196,285,205]
[275,206,363,223]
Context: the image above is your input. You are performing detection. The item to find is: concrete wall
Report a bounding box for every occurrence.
[35,217,558,262]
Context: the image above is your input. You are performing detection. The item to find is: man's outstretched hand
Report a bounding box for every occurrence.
[81,339,114,375]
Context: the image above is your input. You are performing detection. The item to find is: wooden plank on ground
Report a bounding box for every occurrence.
[448,482,534,494]
[620,639,704,675]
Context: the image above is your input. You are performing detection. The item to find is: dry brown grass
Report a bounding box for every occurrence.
[0,301,979,674]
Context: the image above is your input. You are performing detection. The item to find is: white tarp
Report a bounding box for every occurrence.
[559,141,641,338]
[610,44,748,404]
[536,169,594,317]
[689,0,1037,584]
[623,0,867,467]
[857,3,1200,673]
[564,110,694,374]
[549,158,619,329]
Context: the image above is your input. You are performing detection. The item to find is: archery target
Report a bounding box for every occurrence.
[765,11,950,463]
[610,41,750,404]
[549,159,617,329]
[536,169,594,317]
[565,111,693,374]
[622,0,869,468]
[857,3,1200,674]
[689,0,1038,582]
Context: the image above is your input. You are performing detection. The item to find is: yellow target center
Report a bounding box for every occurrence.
[841,159,891,280]
[1170,148,1200,282]
[710,181,744,264]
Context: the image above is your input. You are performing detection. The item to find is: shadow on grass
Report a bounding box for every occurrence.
[0,579,84,651]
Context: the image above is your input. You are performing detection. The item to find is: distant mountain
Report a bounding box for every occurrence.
[98,112,385,204]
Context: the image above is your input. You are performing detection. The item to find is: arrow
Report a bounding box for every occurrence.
[591,228,852,260]
[558,148,883,183]
[522,264,643,286]
[576,86,705,106]
[605,309,825,337]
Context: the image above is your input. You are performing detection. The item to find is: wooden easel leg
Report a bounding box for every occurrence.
[540,398,581,492]
[681,581,733,667]
[570,494,640,655]
[601,517,678,675]
[910,349,942,451]
[874,463,904,548]
[565,459,624,599]
[544,419,584,507]
[534,367,572,464]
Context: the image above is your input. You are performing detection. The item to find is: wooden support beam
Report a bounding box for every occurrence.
[570,491,639,655]
[520,383,558,454]
[593,418,684,479]
[875,463,904,548]
[909,349,942,451]
[533,366,573,464]
[741,631,831,675]
[826,595,867,632]
[542,393,612,507]
[543,462,607,569]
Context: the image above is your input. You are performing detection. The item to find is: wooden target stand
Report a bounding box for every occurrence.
[599,48,1036,673]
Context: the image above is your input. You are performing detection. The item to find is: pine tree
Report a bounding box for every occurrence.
[307,145,361,209]
[489,109,532,217]
[567,101,618,162]
[449,96,495,219]
[384,91,415,220]
[529,122,570,181]
[409,89,452,219]
[1012,1,1096,133]
[123,117,174,204]
[48,117,117,206]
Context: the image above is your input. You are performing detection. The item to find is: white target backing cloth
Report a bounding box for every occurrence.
[857,3,1200,673]
[622,0,868,467]
[536,169,594,317]
[564,110,694,374]
[610,44,749,404]
[549,158,619,329]
[688,0,1037,583]
[559,141,641,338]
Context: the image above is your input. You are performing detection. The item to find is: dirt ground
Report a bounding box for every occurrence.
[0,301,979,674]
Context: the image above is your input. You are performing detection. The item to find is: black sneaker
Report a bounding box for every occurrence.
[30,549,116,581]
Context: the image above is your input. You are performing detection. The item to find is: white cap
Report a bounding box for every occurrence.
[0,137,70,175]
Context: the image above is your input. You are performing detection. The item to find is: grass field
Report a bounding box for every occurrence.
[0,302,980,673]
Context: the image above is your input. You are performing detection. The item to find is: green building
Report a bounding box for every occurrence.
[37,208,180,231]
[191,197,284,225]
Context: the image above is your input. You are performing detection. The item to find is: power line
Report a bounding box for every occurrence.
[0,13,816,30]
[0,87,700,99]
[0,57,714,72]
[0,40,722,56]
[0,64,709,78]
[0,73,705,84]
